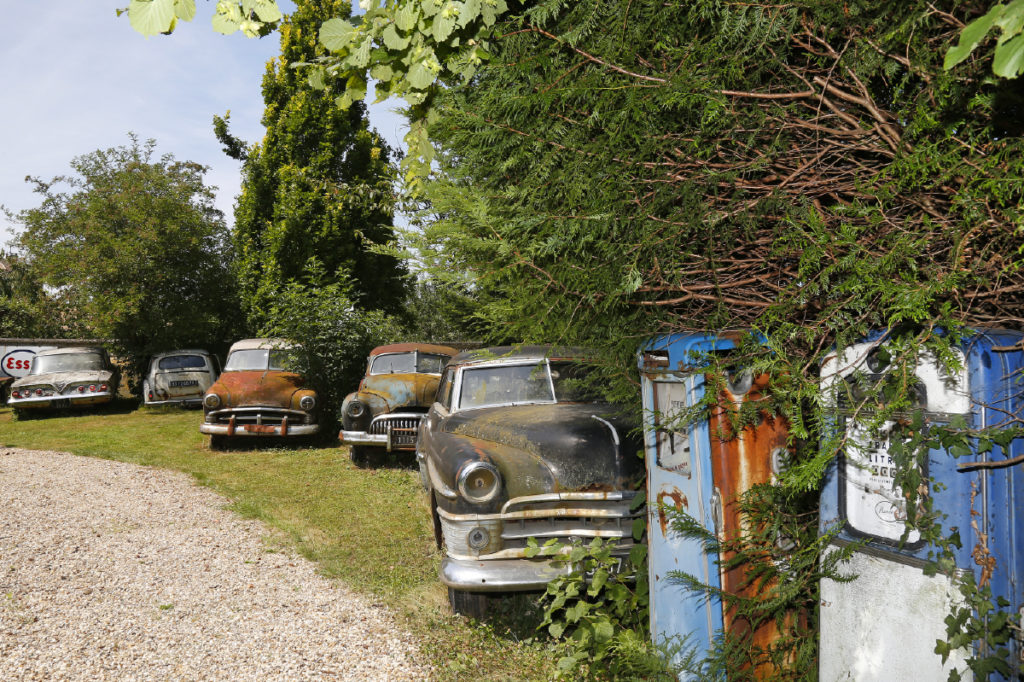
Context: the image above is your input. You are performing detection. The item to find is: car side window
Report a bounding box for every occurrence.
[438,369,454,410]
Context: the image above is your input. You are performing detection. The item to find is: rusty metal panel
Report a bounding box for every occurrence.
[642,333,801,679]
[707,374,791,667]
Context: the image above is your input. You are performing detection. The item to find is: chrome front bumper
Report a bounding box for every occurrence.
[145,397,203,407]
[338,430,389,446]
[441,556,574,592]
[200,422,319,437]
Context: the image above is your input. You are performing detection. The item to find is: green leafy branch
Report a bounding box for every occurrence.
[122,0,282,37]
[944,1,1024,77]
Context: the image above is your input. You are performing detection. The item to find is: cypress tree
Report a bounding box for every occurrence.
[217,0,406,328]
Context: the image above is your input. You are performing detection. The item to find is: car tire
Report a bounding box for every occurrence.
[209,435,228,451]
[448,587,491,620]
[349,446,379,468]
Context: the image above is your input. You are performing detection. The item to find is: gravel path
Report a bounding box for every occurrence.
[0,448,428,681]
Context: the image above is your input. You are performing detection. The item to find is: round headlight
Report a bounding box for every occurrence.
[346,400,365,418]
[299,395,316,410]
[457,462,502,504]
[204,393,221,409]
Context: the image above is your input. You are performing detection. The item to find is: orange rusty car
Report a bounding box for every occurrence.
[200,338,319,450]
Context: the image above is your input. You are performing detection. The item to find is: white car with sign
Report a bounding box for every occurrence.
[1,343,57,402]
[8,347,119,414]
[143,349,220,407]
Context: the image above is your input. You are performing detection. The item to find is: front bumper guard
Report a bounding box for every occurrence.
[201,407,319,437]
[339,412,423,451]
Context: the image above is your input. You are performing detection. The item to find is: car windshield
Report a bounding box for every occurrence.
[417,353,450,374]
[157,354,207,371]
[459,362,555,409]
[370,353,416,374]
[31,352,104,374]
[369,352,451,375]
[224,349,296,372]
[457,360,602,409]
[549,362,602,402]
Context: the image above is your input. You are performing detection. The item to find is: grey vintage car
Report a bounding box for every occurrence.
[417,346,645,617]
[143,349,220,407]
[8,347,119,414]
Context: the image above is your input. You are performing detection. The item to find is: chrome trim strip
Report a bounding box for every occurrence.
[426,457,458,499]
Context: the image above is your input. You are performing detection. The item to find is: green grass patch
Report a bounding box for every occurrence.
[0,403,555,680]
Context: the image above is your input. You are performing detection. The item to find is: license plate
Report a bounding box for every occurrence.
[52,399,70,408]
[243,424,278,434]
[170,380,199,388]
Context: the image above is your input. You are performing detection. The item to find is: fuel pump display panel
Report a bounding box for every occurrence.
[842,420,921,544]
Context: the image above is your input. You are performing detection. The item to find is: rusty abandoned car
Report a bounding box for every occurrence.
[8,347,119,415]
[143,349,220,407]
[416,346,645,618]
[200,339,319,449]
[340,342,457,465]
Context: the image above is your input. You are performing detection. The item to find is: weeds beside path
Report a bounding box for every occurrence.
[0,405,555,681]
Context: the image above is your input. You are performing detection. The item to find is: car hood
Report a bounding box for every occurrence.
[441,403,643,491]
[12,370,113,390]
[212,371,309,407]
[359,373,440,411]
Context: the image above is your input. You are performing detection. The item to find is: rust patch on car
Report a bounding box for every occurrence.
[656,489,687,536]
[213,371,307,407]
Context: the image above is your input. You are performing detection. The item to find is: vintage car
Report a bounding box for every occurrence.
[143,349,220,407]
[340,343,458,465]
[417,346,645,617]
[200,338,319,449]
[8,347,119,414]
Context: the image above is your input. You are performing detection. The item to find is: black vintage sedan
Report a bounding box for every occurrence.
[416,346,645,618]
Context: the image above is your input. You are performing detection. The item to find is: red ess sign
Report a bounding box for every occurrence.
[1,350,37,378]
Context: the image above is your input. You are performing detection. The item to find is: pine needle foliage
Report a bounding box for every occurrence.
[414,0,1024,676]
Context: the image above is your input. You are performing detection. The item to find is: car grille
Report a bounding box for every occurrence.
[439,492,642,559]
[208,407,308,425]
[369,414,423,449]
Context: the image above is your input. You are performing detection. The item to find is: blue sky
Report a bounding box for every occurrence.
[0,2,407,246]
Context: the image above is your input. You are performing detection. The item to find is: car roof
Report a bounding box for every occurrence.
[35,346,105,357]
[447,345,593,368]
[369,343,459,357]
[228,338,294,352]
[152,349,211,359]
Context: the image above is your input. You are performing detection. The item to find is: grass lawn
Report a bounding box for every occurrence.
[0,403,556,681]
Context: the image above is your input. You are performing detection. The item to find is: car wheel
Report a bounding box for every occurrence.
[349,446,380,468]
[12,408,34,421]
[209,435,228,451]
[448,587,493,620]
